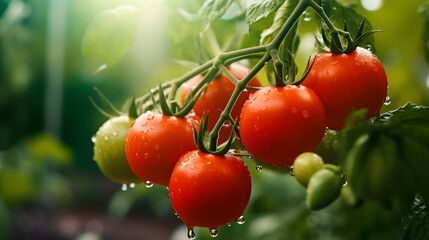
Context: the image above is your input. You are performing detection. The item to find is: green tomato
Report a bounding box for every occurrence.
[293,152,324,187]
[306,168,342,210]
[93,115,141,184]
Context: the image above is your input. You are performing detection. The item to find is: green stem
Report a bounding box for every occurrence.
[308,0,344,52]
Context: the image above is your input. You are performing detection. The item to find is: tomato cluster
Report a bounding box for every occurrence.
[92,46,388,237]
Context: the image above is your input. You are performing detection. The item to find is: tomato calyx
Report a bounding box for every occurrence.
[191,113,238,155]
[267,49,315,87]
[317,17,381,54]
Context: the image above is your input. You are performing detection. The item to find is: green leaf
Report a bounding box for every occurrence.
[401,194,429,240]
[198,0,234,32]
[419,3,429,63]
[82,5,141,68]
[246,0,285,30]
[319,0,376,52]
[260,0,299,51]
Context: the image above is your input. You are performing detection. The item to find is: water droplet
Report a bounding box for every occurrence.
[222,120,231,128]
[243,89,248,92]
[302,110,309,118]
[121,184,127,191]
[254,124,259,131]
[112,131,118,136]
[333,6,337,10]
[143,129,148,134]
[227,223,231,227]
[104,136,109,141]
[129,183,136,189]
[187,228,196,239]
[189,110,196,117]
[237,215,245,224]
[91,136,96,143]
[143,153,150,160]
[175,212,180,219]
[256,165,263,171]
[289,166,295,176]
[145,180,153,188]
[387,84,390,89]
[303,11,311,21]
[365,45,372,51]
[210,229,218,238]
[340,173,348,186]
[291,106,298,114]
[384,96,391,105]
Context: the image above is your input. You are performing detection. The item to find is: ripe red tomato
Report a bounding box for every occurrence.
[125,111,199,186]
[302,47,388,130]
[180,63,261,143]
[239,85,326,167]
[169,150,251,230]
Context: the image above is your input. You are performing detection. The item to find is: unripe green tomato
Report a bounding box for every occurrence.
[306,168,342,210]
[93,115,142,184]
[293,152,324,187]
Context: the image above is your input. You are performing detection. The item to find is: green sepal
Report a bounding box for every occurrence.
[127,94,139,119]
[292,55,316,85]
[157,82,174,116]
[89,87,122,118]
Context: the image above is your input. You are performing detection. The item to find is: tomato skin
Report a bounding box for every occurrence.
[293,152,325,187]
[125,111,199,186]
[302,47,388,130]
[180,63,261,143]
[93,115,141,184]
[169,150,251,229]
[239,85,326,167]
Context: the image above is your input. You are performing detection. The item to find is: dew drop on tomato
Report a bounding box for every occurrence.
[237,215,245,224]
[209,228,218,238]
[187,228,196,240]
[145,180,153,188]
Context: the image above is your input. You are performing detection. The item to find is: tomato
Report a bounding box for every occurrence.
[180,63,261,143]
[293,152,324,187]
[302,47,388,130]
[169,150,251,230]
[239,85,326,167]
[306,168,342,210]
[93,115,141,184]
[125,111,199,186]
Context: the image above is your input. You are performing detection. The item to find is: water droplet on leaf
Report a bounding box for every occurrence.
[303,11,311,21]
[289,166,295,176]
[256,165,263,171]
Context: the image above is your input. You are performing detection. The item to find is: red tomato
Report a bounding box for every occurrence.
[180,63,261,143]
[125,111,199,186]
[302,47,388,130]
[239,85,326,167]
[169,150,251,230]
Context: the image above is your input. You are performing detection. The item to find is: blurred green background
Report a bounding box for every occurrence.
[0,0,428,239]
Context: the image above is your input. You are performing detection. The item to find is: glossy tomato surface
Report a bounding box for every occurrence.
[93,115,141,184]
[125,111,199,186]
[180,63,260,143]
[239,85,326,167]
[302,47,388,130]
[169,150,251,229]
